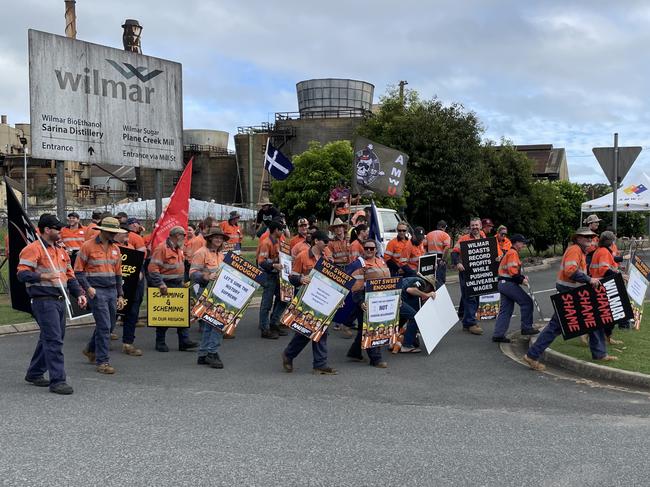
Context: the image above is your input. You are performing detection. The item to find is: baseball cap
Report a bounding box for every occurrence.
[38,214,64,230]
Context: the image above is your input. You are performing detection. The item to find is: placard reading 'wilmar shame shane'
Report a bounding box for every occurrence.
[551,273,633,340]
[460,237,499,296]
[29,29,183,170]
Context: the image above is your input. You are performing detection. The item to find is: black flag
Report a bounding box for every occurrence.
[5,177,37,314]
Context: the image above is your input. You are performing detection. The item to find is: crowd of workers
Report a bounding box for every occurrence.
[16,193,631,394]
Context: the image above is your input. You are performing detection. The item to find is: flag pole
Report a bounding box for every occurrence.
[37,237,74,319]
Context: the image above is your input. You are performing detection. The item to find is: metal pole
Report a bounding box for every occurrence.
[23,150,28,209]
[154,169,162,219]
[56,160,66,220]
[248,133,254,207]
[613,133,619,233]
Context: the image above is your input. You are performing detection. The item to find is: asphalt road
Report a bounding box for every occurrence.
[1,263,649,486]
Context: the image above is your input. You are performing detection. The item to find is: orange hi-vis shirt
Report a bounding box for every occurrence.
[351,256,390,292]
[328,236,350,266]
[84,225,100,241]
[292,248,320,278]
[60,225,87,251]
[128,232,147,252]
[74,237,123,293]
[497,236,512,255]
[425,230,451,255]
[589,247,617,278]
[148,239,185,286]
[219,220,243,246]
[349,239,365,261]
[289,234,306,251]
[257,236,281,266]
[184,234,205,262]
[17,238,80,297]
[384,237,408,267]
[557,244,587,288]
[498,248,522,278]
[190,246,224,276]
[400,240,426,270]
[291,240,309,258]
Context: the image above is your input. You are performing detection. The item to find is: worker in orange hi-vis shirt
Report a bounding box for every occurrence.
[425,219,451,287]
[257,221,287,340]
[289,218,310,251]
[60,212,86,258]
[219,210,244,254]
[84,211,103,241]
[495,225,512,257]
[583,214,602,263]
[399,227,426,278]
[327,218,350,268]
[384,222,410,276]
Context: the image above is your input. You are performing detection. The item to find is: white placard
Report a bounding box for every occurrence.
[415,285,459,354]
[368,293,400,323]
[627,266,649,307]
[302,274,346,316]
[279,252,292,282]
[211,267,256,308]
[29,29,183,169]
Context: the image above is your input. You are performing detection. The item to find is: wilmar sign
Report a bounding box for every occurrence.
[551,274,633,340]
[28,30,183,169]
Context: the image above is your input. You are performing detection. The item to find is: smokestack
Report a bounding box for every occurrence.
[122,19,143,53]
[64,0,77,39]
[1,115,6,125]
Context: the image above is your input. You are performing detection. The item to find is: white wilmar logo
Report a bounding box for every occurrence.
[54,59,164,104]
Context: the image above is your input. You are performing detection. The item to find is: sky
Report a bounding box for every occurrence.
[1,0,649,186]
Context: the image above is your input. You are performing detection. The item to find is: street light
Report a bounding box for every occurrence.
[19,136,28,209]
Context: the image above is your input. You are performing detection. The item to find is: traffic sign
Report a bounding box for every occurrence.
[592,146,642,186]
[29,30,183,170]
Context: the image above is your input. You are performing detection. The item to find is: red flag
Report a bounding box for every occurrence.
[148,157,193,250]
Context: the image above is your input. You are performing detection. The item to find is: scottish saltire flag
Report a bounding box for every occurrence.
[265,141,294,180]
[368,200,385,257]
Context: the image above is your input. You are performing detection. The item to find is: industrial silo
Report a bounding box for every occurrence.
[296,79,374,117]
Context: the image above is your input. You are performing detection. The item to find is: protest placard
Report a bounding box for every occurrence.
[280,258,355,341]
[414,285,458,354]
[191,252,265,334]
[627,255,649,329]
[116,247,145,317]
[279,242,294,303]
[147,287,190,328]
[477,293,500,320]
[418,254,437,279]
[362,277,401,349]
[460,237,499,297]
[551,273,634,339]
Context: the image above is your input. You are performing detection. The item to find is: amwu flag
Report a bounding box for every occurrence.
[5,177,38,313]
[351,136,408,198]
[264,140,293,180]
[148,157,193,250]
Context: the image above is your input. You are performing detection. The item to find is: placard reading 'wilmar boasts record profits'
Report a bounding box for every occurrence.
[191,253,265,335]
[460,237,499,297]
[363,277,401,349]
[280,259,355,342]
[551,273,633,340]
[29,30,183,170]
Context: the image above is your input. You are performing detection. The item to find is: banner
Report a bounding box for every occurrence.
[362,277,401,349]
[148,157,193,250]
[460,237,499,297]
[351,136,408,198]
[414,285,458,354]
[191,252,265,334]
[280,258,354,341]
[279,242,294,303]
[551,273,634,340]
[627,256,649,330]
[147,287,190,328]
[116,247,145,317]
[477,293,500,320]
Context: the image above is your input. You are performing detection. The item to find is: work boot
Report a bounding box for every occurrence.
[271,324,288,336]
[521,328,540,336]
[25,375,50,387]
[492,336,511,343]
[96,363,116,374]
[197,355,208,365]
[464,325,483,335]
[82,348,96,363]
[346,352,366,363]
[110,333,119,340]
[179,340,198,351]
[155,342,169,352]
[206,352,224,369]
[122,343,143,356]
[339,326,355,339]
[523,354,546,371]
[261,329,279,339]
[313,366,338,375]
[370,361,388,368]
[50,382,74,395]
[281,352,293,373]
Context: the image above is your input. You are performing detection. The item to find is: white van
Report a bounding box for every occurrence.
[345,205,408,243]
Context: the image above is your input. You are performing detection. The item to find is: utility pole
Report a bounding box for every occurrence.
[398,80,408,107]
[613,133,619,232]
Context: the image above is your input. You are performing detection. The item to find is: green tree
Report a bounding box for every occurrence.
[357,88,486,230]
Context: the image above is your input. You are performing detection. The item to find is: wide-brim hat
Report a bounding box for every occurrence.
[572,227,597,238]
[258,196,272,206]
[204,228,230,241]
[584,214,602,224]
[418,273,437,290]
[328,217,349,230]
[94,217,127,234]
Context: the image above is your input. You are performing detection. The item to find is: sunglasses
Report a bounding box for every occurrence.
[397,229,407,233]
[364,246,376,251]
